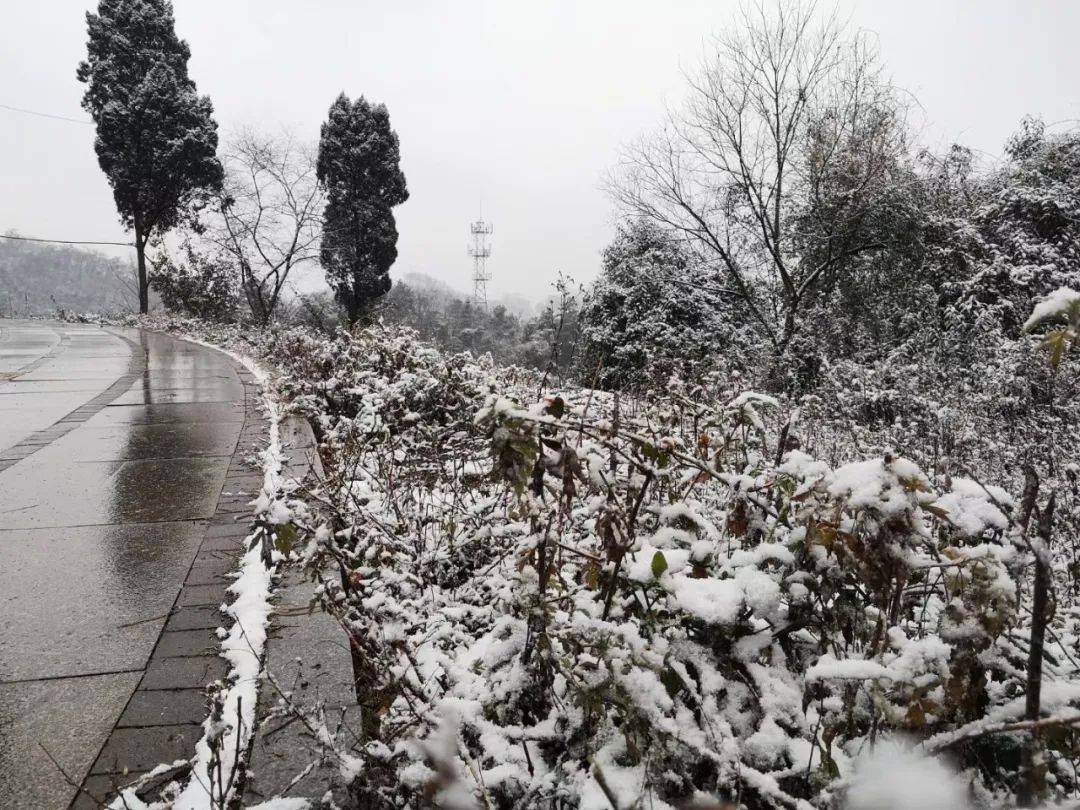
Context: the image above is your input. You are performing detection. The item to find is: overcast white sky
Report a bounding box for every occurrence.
[2,1,1078,303]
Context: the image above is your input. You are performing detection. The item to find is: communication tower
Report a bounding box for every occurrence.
[468,219,493,310]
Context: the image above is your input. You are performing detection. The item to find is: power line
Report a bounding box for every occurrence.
[0,103,92,126]
[1,234,133,248]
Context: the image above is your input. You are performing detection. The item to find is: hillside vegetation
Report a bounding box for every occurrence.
[0,236,136,315]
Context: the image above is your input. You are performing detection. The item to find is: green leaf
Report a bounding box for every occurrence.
[651,550,669,579]
[584,561,600,590]
[819,752,840,779]
[1043,329,1071,369]
[275,523,297,556]
[660,664,684,698]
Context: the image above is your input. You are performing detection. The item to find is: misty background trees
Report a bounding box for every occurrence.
[0,234,135,316]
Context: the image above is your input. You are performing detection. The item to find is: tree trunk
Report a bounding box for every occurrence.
[1019,491,1057,807]
[347,267,362,326]
[133,219,148,314]
[777,293,798,356]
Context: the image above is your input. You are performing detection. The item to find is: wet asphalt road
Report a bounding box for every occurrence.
[0,319,245,809]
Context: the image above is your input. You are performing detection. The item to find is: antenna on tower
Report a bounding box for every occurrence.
[468,217,493,310]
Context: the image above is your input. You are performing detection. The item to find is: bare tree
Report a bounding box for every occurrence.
[211,129,324,324]
[607,0,907,354]
[108,258,142,311]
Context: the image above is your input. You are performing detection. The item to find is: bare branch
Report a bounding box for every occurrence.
[206,128,326,324]
[605,0,905,353]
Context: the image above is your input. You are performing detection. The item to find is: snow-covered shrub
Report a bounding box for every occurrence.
[265,323,1080,809]
[148,240,241,323]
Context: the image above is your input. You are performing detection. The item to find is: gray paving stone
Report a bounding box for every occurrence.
[190,549,241,569]
[92,725,203,774]
[223,477,263,490]
[0,522,203,682]
[205,521,251,538]
[72,765,190,810]
[165,605,224,632]
[175,583,229,607]
[0,670,140,810]
[217,490,257,503]
[244,567,356,805]
[55,336,271,805]
[71,774,136,810]
[118,688,207,727]
[153,628,220,658]
[141,655,228,690]
[185,557,237,585]
[201,533,250,552]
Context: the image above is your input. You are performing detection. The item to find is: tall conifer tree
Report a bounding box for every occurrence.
[317,94,408,323]
[78,0,222,313]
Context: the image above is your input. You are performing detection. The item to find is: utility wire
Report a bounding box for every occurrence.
[0,102,92,125]
[0,234,133,248]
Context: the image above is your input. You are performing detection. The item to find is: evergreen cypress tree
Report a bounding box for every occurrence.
[317,93,409,323]
[77,0,223,314]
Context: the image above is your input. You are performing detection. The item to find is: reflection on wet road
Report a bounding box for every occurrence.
[0,320,244,809]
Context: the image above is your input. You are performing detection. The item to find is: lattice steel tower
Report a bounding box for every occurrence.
[468,218,493,310]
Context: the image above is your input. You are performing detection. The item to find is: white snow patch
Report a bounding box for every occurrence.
[805,655,895,682]
[846,739,972,810]
[828,456,931,516]
[930,477,1012,536]
[670,576,744,624]
[246,800,312,810]
[1023,286,1080,331]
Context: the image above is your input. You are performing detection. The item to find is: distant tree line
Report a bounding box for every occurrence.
[0,235,136,316]
[364,274,581,377]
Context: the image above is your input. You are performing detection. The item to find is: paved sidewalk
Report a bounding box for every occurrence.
[0,320,266,810]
